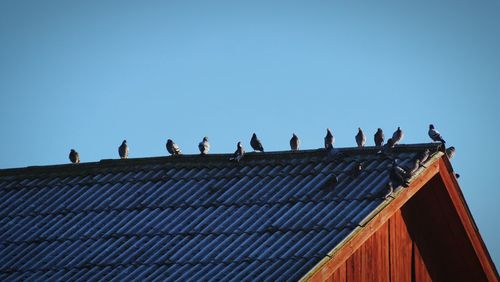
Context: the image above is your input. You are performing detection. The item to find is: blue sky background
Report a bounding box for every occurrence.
[1,0,499,267]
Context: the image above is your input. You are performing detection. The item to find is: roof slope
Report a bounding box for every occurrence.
[0,144,441,281]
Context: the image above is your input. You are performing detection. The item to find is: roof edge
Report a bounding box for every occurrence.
[438,157,499,280]
[299,152,443,282]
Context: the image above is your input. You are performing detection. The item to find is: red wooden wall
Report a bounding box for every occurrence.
[324,174,490,281]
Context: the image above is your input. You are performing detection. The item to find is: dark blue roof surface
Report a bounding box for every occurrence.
[0,144,441,281]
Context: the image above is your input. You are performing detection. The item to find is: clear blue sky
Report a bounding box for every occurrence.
[1,0,499,268]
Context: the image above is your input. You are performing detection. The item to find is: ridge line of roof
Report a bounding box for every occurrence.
[0,143,442,177]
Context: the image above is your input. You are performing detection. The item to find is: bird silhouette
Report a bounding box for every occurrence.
[416,149,430,166]
[166,139,182,155]
[230,141,244,162]
[290,133,300,151]
[119,140,128,159]
[428,124,446,144]
[374,128,384,147]
[250,133,264,152]
[392,127,404,145]
[69,149,80,164]
[324,128,335,150]
[355,128,366,148]
[198,137,210,155]
[446,146,455,160]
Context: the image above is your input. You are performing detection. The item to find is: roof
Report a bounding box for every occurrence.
[0,143,442,281]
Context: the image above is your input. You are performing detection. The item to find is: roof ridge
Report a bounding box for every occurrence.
[0,143,442,177]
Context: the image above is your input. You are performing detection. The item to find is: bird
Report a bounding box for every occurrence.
[392,127,404,145]
[428,124,446,144]
[198,137,210,155]
[250,133,264,152]
[446,146,456,160]
[290,133,300,151]
[230,141,244,162]
[355,128,366,148]
[404,158,420,174]
[416,149,430,166]
[324,128,335,150]
[69,149,80,164]
[389,160,410,187]
[166,139,182,155]
[118,140,128,159]
[380,138,396,155]
[374,128,384,147]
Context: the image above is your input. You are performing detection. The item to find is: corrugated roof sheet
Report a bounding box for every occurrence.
[0,143,441,281]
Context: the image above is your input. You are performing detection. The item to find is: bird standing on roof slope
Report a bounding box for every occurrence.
[446,146,455,160]
[166,139,182,155]
[250,133,264,152]
[374,128,384,147]
[198,137,210,155]
[428,124,446,144]
[416,149,430,166]
[355,128,366,148]
[119,140,128,159]
[324,128,335,150]
[69,149,80,164]
[392,127,404,145]
[389,159,410,188]
[290,133,300,151]
[230,141,244,162]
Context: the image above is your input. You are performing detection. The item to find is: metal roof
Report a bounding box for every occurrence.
[0,143,441,281]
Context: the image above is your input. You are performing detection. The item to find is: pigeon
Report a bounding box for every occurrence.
[355,128,366,148]
[446,146,455,160]
[290,133,300,151]
[230,141,244,162]
[166,139,182,155]
[69,149,80,164]
[428,124,446,144]
[250,133,264,152]
[404,158,420,174]
[380,138,396,154]
[324,128,335,150]
[416,149,430,166]
[119,140,129,159]
[392,127,404,145]
[374,128,384,147]
[389,160,410,187]
[198,137,210,155]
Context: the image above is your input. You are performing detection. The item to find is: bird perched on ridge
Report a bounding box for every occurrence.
[230,141,245,162]
[355,128,366,148]
[324,128,335,150]
[118,140,129,159]
[290,133,300,151]
[428,124,446,144]
[198,137,210,155]
[392,127,404,145]
[250,133,264,152]
[69,149,80,164]
[381,138,396,155]
[166,139,182,156]
[374,128,384,147]
[446,146,455,160]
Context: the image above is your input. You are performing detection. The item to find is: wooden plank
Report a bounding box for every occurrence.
[389,210,412,282]
[301,159,440,282]
[413,241,432,282]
